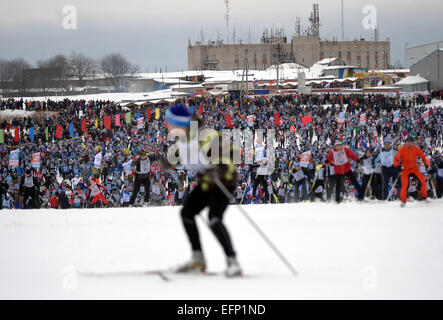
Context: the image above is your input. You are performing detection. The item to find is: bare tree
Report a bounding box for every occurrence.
[38,54,72,92]
[390,60,404,70]
[0,59,14,96]
[129,64,140,75]
[100,53,137,91]
[0,58,31,96]
[69,52,96,87]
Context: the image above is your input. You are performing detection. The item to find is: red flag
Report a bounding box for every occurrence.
[198,105,203,116]
[55,125,62,139]
[224,114,232,128]
[104,116,111,130]
[14,127,19,143]
[81,120,87,133]
[301,114,312,125]
[274,113,280,127]
[290,125,296,133]
[147,109,151,121]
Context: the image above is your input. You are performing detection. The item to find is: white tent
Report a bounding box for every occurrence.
[394,74,429,92]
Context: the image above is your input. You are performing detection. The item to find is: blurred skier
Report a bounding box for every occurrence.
[160,105,241,277]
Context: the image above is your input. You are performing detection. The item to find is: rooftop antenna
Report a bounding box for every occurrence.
[296,17,301,36]
[374,23,379,41]
[233,27,236,44]
[309,3,320,37]
[201,28,205,44]
[224,0,230,44]
[248,25,251,44]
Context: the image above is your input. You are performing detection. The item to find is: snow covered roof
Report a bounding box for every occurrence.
[169,83,204,90]
[315,57,338,65]
[266,63,306,71]
[322,65,358,70]
[370,69,410,74]
[394,75,429,85]
[153,78,195,85]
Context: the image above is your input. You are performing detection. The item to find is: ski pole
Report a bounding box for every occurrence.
[430,178,438,199]
[386,173,400,202]
[213,175,299,277]
[364,172,374,198]
[239,184,247,204]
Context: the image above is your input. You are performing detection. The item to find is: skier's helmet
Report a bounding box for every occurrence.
[165,104,191,128]
[334,140,343,147]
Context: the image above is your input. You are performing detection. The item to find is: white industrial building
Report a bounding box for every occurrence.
[405,41,443,68]
[410,49,443,91]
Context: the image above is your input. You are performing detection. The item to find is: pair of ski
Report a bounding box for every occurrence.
[78,268,221,282]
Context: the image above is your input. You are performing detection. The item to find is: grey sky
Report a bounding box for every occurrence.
[1,0,442,71]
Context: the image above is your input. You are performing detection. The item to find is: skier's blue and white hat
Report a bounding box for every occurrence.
[166,104,191,128]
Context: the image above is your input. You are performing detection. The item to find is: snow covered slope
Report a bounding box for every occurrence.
[1,201,442,299]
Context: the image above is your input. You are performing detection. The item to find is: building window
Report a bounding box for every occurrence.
[320,51,324,59]
[347,51,351,60]
[338,51,342,59]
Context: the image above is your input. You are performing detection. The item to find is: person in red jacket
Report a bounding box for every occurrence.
[394,136,431,206]
[326,140,364,203]
[87,176,108,208]
[49,192,59,209]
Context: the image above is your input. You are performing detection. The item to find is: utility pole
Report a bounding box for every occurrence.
[341,0,344,41]
[240,68,245,101]
[438,43,440,91]
[404,42,408,68]
[245,49,249,96]
[240,49,248,102]
[276,44,281,94]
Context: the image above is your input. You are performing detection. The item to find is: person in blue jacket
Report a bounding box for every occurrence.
[374,137,401,200]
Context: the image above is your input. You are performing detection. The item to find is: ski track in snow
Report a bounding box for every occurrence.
[0,202,442,299]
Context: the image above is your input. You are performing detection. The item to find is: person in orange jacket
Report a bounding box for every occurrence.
[393,136,431,206]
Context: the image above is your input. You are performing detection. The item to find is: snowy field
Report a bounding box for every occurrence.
[1,201,443,300]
